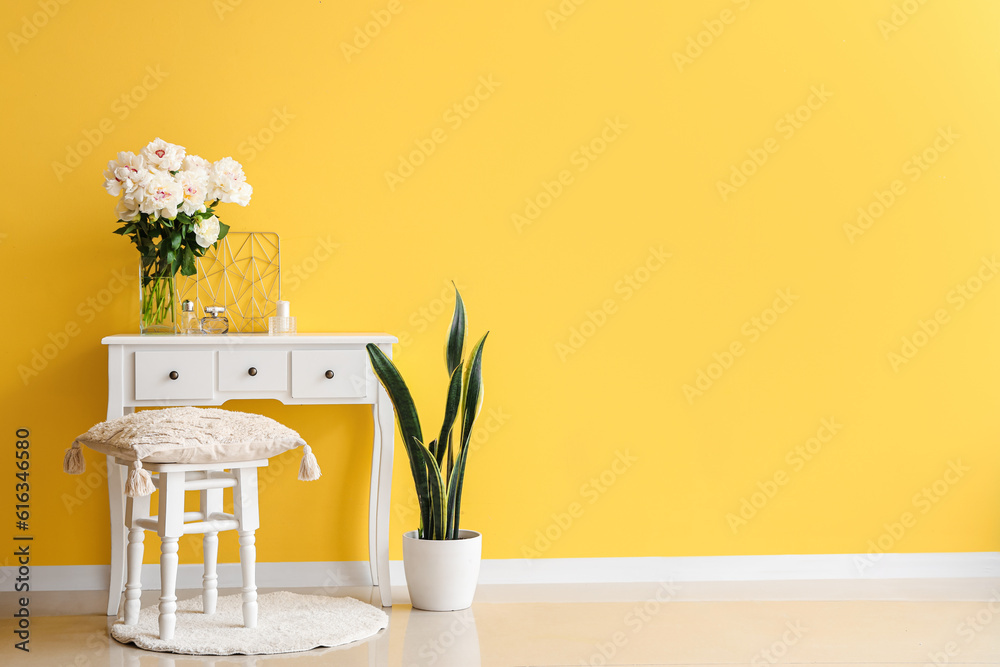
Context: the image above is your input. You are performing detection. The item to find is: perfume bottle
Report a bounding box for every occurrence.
[269,300,296,335]
[180,300,202,335]
[201,306,230,334]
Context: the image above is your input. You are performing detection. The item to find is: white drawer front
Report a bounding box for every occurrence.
[135,351,214,400]
[291,350,368,399]
[219,350,288,392]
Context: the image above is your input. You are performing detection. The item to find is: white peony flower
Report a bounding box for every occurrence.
[208,157,252,206]
[139,171,183,220]
[182,154,211,178]
[115,192,142,222]
[141,137,186,172]
[193,214,221,248]
[176,169,210,216]
[228,181,253,207]
[103,151,148,197]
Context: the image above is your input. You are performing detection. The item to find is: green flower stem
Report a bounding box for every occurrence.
[140,269,176,330]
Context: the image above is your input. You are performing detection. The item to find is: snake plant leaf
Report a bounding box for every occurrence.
[427,438,439,466]
[411,436,448,539]
[435,363,464,471]
[366,344,424,447]
[445,284,466,376]
[366,344,430,532]
[446,442,471,538]
[459,333,489,451]
[449,332,488,538]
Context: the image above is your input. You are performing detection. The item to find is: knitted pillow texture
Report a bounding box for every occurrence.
[64,407,321,496]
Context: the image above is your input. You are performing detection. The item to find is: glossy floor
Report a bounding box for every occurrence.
[2,580,999,666]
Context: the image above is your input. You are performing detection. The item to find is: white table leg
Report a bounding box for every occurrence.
[374,382,395,607]
[106,455,127,617]
[368,404,381,587]
[104,364,132,617]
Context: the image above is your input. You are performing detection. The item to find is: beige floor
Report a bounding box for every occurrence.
[1,580,999,666]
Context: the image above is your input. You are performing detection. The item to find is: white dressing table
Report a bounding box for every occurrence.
[102,333,397,613]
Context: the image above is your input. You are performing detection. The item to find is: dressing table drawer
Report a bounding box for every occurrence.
[134,351,214,400]
[219,350,288,392]
[291,350,369,399]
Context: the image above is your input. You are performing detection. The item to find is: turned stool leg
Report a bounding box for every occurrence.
[202,532,219,615]
[238,530,257,628]
[233,466,260,629]
[200,484,222,615]
[123,493,150,625]
[157,471,185,640]
[158,537,179,640]
[123,528,144,625]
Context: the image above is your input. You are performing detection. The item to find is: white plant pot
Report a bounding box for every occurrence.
[402,529,482,611]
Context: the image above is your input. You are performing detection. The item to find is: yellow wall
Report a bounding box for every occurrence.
[3,0,999,569]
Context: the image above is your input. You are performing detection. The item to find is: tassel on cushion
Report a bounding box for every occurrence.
[298,444,322,481]
[63,441,85,474]
[125,460,156,497]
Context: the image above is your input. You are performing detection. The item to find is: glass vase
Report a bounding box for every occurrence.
[139,262,179,334]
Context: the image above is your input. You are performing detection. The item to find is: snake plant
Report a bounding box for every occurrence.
[366,286,487,540]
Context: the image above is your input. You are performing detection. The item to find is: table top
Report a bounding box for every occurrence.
[102,333,398,345]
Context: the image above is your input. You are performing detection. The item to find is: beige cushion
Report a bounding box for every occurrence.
[74,407,306,464]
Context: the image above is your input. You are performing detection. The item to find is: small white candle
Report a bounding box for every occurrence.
[277,300,290,318]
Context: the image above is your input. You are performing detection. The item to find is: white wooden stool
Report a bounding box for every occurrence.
[119,457,267,641]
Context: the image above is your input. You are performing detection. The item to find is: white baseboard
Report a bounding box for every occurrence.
[4,553,998,594]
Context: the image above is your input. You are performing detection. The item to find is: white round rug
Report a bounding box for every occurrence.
[111,591,388,655]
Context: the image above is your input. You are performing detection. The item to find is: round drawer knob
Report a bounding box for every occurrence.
[168,371,179,380]
[325,370,335,379]
[248,367,257,377]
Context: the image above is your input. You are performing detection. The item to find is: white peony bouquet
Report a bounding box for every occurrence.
[104,138,252,331]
